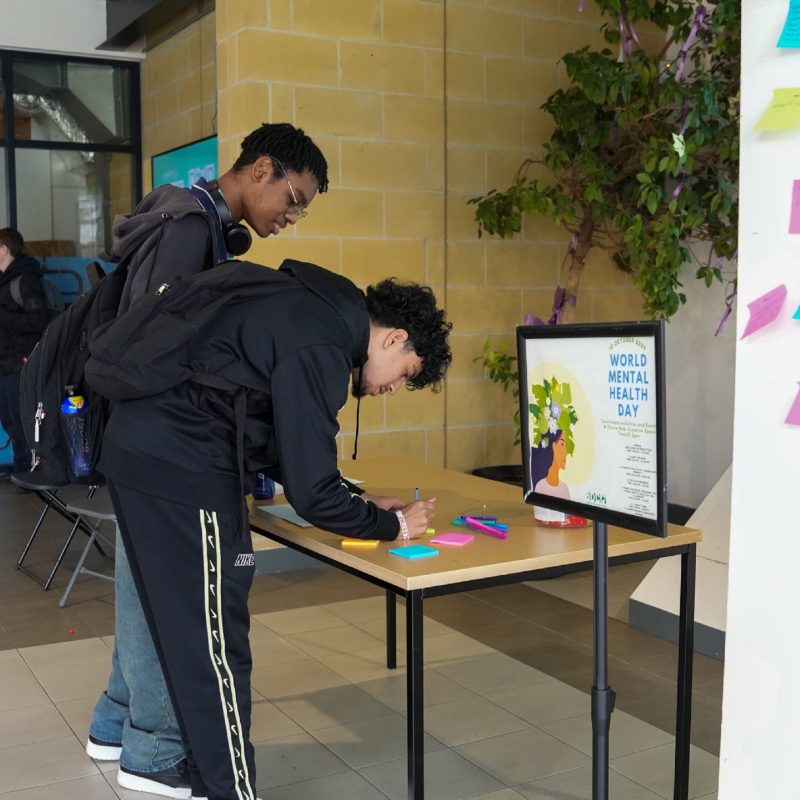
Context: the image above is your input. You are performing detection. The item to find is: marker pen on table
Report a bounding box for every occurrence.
[414,487,421,502]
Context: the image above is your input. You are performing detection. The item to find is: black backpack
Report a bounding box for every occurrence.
[9,273,65,319]
[18,194,212,486]
[18,264,128,485]
[84,260,302,402]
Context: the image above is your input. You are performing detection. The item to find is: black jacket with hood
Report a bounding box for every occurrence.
[0,255,49,374]
[99,260,401,540]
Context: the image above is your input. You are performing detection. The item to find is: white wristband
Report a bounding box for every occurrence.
[396,510,410,540]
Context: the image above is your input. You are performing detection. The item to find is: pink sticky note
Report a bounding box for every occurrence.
[430,532,475,547]
[786,384,800,425]
[791,181,800,234]
[740,284,787,339]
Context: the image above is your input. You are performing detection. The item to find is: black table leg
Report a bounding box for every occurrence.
[674,544,696,800]
[406,589,424,800]
[386,589,397,669]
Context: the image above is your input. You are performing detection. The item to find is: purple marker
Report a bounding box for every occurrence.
[463,516,508,540]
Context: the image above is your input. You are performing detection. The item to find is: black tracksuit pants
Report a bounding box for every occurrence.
[108,480,257,800]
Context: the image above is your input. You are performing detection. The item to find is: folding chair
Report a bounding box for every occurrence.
[58,489,116,607]
[13,473,101,590]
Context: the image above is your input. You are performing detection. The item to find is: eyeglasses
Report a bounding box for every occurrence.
[268,154,308,219]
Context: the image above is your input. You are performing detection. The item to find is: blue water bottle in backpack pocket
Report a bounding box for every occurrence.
[61,385,93,477]
[252,471,275,500]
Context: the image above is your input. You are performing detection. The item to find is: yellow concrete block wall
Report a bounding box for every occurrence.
[216,0,449,466]
[141,7,217,194]
[138,0,654,477]
[444,0,602,475]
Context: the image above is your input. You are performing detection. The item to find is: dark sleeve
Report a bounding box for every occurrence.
[129,215,213,305]
[270,345,399,540]
[0,274,49,334]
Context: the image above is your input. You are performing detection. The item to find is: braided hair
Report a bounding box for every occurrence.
[232,123,329,192]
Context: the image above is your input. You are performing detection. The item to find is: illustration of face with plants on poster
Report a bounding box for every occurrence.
[528,376,579,500]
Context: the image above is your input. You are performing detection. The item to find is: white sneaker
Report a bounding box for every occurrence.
[85,735,122,761]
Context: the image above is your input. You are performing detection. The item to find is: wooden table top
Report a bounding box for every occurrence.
[249,457,701,592]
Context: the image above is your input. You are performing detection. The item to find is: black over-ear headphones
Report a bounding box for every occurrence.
[207,180,252,256]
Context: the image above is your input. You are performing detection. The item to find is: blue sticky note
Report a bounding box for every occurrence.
[388,544,439,559]
[793,304,800,320]
[779,0,800,48]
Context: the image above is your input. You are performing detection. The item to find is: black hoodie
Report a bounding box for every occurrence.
[0,255,49,374]
[99,260,401,540]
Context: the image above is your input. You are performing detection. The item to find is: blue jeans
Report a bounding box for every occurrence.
[90,528,186,772]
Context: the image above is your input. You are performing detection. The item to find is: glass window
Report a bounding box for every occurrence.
[12,58,134,145]
[15,148,135,257]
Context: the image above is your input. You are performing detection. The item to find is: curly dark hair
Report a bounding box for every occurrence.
[365,279,452,391]
[232,123,329,192]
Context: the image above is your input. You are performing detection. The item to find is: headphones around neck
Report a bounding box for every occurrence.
[207,180,252,256]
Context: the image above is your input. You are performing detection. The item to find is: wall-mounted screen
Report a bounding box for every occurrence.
[517,321,667,537]
[151,135,217,189]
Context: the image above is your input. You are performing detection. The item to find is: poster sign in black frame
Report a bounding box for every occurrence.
[517,320,667,537]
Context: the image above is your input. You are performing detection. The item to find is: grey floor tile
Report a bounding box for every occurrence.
[253,604,349,635]
[18,638,112,703]
[454,727,589,785]
[319,645,409,684]
[516,763,664,799]
[423,632,495,663]
[359,748,505,800]
[0,735,99,793]
[611,742,719,799]
[357,668,480,714]
[432,651,552,695]
[539,710,674,759]
[273,683,395,731]
[249,697,305,741]
[253,731,350,790]
[487,679,589,726]
[284,623,385,662]
[266,769,390,800]
[312,712,444,769]
[250,655,348,700]
[423,695,530,746]
[0,703,73,749]
[0,773,119,799]
[0,651,50,711]
[54,695,96,741]
[248,629,310,668]
[468,791,526,800]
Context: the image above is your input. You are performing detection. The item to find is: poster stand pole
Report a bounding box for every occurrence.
[592,518,615,800]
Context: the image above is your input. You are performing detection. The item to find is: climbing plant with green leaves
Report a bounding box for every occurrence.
[470,0,740,323]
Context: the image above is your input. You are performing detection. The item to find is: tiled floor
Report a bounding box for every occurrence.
[0,480,722,798]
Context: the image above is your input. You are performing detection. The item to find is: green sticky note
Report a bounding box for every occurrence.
[755,88,800,132]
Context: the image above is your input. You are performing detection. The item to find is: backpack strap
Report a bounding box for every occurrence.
[191,374,249,535]
[8,276,23,307]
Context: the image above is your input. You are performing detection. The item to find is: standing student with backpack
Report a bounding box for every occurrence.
[85,123,331,799]
[0,228,48,479]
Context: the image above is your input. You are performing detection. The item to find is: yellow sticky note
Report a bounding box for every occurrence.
[755,88,800,132]
[341,538,379,549]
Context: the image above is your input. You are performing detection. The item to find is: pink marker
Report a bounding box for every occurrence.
[463,516,508,539]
